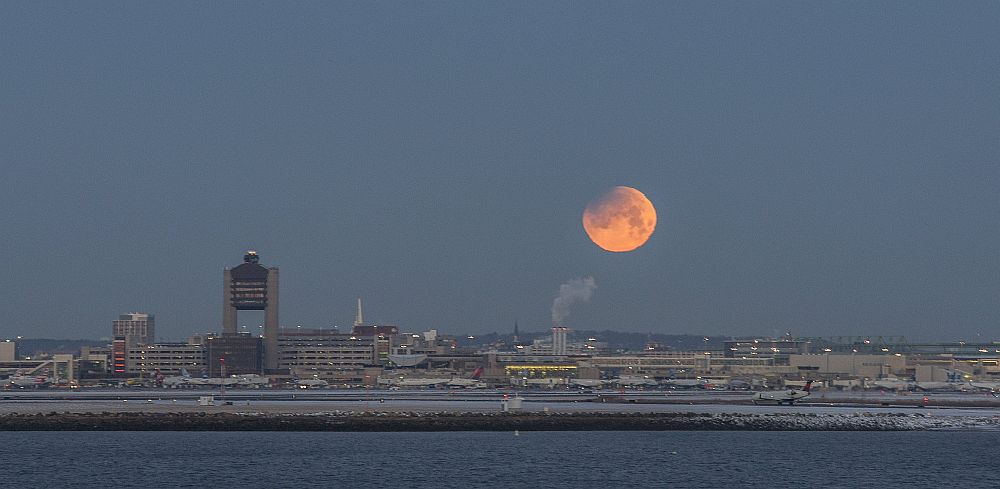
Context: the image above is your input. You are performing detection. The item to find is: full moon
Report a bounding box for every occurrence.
[582,186,657,252]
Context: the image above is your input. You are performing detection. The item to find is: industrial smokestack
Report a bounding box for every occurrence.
[551,276,596,325]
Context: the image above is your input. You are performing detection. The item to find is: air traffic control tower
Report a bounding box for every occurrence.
[223,250,279,371]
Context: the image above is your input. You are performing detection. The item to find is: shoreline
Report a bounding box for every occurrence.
[2,411,996,432]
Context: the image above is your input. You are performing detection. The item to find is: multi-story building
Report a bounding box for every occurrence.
[352,325,399,337]
[111,312,155,373]
[552,327,568,356]
[79,345,111,379]
[723,338,810,362]
[113,313,156,347]
[788,353,906,380]
[0,341,16,362]
[112,337,127,376]
[206,333,262,376]
[127,343,207,376]
[51,354,74,385]
[277,328,377,377]
[392,330,439,355]
[351,325,398,364]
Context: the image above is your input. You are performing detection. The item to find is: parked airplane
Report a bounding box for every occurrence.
[446,378,486,388]
[613,376,659,387]
[295,378,329,389]
[446,367,486,388]
[395,377,449,387]
[568,379,610,388]
[379,367,486,388]
[869,378,913,391]
[914,381,971,392]
[234,374,270,387]
[160,369,216,387]
[161,369,192,388]
[162,369,270,388]
[382,376,480,388]
[661,378,708,389]
[751,380,812,405]
[969,381,1000,392]
[3,374,50,388]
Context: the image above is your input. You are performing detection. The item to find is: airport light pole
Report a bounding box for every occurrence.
[219,357,226,401]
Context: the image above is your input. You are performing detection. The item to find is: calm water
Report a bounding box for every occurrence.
[3,431,996,488]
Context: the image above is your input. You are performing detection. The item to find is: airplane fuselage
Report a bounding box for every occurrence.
[751,381,812,405]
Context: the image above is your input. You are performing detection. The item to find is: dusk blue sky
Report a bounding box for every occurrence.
[2,3,997,341]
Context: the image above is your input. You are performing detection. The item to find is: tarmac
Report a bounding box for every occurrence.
[2,388,1000,419]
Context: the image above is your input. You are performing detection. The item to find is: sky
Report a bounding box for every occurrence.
[1,2,997,342]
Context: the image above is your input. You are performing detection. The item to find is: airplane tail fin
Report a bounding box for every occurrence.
[803,380,813,392]
[471,367,483,380]
[180,368,190,378]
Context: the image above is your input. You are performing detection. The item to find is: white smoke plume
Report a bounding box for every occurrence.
[551,276,597,325]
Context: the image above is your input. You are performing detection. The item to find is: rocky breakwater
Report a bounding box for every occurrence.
[1,411,998,431]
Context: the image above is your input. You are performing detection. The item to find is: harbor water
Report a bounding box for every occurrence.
[3,431,995,488]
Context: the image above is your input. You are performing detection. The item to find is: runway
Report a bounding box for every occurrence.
[2,388,1000,418]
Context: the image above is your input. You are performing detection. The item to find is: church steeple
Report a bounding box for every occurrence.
[354,298,364,328]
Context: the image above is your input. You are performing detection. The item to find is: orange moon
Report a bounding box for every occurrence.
[582,186,657,252]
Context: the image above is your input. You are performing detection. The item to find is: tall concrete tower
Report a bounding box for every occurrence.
[223,250,279,371]
[354,297,364,328]
[552,326,568,356]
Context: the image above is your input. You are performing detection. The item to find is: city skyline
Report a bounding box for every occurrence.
[2,3,998,342]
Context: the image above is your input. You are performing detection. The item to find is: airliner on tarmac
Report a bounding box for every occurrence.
[661,378,708,389]
[970,381,1000,392]
[295,378,329,389]
[3,374,50,388]
[751,380,812,405]
[869,378,913,391]
[161,369,270,388]
[378,367,486,389]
